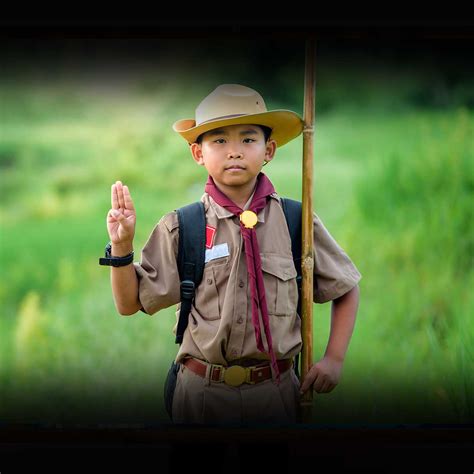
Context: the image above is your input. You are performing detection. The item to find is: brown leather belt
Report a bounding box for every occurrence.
[183,357,293,387]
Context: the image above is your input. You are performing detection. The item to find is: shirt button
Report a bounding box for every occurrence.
[207,278,213,285]
[238,280,245,288]
[237,317,243,324]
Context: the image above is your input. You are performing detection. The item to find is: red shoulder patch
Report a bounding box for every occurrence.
[206,225,216,249]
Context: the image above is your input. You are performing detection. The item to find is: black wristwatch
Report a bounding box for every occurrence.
[99,242,134,267]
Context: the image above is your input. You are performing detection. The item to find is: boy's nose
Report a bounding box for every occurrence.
[228,151,243,159]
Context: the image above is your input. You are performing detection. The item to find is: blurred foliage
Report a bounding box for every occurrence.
[0,39,473,425]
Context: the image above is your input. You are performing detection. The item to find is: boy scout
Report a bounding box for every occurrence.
[103,84,361,425]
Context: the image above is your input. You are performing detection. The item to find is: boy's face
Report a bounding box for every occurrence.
[190,124,276,189]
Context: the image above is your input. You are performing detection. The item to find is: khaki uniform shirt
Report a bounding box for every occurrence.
[134,192,361,366]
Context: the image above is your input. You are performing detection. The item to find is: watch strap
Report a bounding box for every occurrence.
[99,242,134,267]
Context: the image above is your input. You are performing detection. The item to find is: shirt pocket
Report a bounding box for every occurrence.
[194,259,229,321]
[260,254,298,317]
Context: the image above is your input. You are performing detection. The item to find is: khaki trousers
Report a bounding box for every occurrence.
[171,363,301,426]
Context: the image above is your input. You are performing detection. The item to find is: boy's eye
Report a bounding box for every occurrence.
[243,138,255,143]
[214,138,226,144]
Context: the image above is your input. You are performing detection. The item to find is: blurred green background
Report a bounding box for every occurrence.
[1,37,473,426]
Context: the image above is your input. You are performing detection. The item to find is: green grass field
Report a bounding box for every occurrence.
[1,56,473,426]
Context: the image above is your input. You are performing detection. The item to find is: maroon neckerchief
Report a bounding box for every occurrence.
[205,172,280,383]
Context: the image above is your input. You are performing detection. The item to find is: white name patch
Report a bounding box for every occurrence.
[205,243,230,263]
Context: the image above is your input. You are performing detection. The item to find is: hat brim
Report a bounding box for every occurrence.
[173,110,303,148]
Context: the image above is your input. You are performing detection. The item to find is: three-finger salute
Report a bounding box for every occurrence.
[107,181,137,246]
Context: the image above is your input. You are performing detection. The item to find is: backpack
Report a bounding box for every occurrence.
[163,197,302,419]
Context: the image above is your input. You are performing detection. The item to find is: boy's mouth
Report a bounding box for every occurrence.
[225,164,246,171]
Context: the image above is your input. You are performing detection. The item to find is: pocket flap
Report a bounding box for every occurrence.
[260,254,297,281]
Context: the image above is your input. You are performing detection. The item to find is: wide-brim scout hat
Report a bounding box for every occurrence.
[173,84,304,147]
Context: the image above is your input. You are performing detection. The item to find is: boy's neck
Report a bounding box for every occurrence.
[212,177,258,209]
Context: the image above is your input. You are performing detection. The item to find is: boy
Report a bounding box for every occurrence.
[102,84,361,425]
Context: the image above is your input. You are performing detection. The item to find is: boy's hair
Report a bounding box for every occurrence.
[195,125,273,145]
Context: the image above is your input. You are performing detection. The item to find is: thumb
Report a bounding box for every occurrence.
[110,210,131,229]
[300,366,318,394]
[111,209,125,221]
[300,375,312,394]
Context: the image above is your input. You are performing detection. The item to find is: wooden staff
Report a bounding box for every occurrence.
[300,38,316,423]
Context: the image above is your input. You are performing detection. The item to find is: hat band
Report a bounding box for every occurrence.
[197,113,248,126]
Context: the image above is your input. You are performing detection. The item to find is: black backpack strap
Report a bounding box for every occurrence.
[280,197,303,315]
[175,202,206,344]
[281,197,303,378]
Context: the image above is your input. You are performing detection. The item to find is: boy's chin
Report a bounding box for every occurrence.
[218,175,256,187]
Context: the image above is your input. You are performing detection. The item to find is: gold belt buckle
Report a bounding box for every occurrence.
[223,365,248,387]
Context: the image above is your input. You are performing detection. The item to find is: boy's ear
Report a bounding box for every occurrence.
[264,139,277,164]
[190,143,204,165]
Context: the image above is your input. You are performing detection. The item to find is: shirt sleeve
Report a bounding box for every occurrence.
[313,213,361,303]
[133,211,181,315]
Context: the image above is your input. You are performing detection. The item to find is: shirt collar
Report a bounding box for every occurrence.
[202,192,280,223]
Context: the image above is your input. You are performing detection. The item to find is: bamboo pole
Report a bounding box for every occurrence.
[300,38,316,423]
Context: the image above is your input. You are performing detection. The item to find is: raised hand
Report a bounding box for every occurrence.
[107,181,136,247]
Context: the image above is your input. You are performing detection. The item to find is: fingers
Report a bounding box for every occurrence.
[300,376,329,394]
[319,381,336,393]
[111,181,134,211]
[300,366,337,394]
[122,184,135,211]
[111,182,119,210]
[316,380,331,393]
[311,372,325,393]
[300,367,319,394]
[116,181,125,209]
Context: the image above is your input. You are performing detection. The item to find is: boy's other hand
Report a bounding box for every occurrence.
[107,181,136,250]
[299,355,343,394]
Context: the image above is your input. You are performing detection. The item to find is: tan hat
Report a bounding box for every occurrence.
[173,84,304,147]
